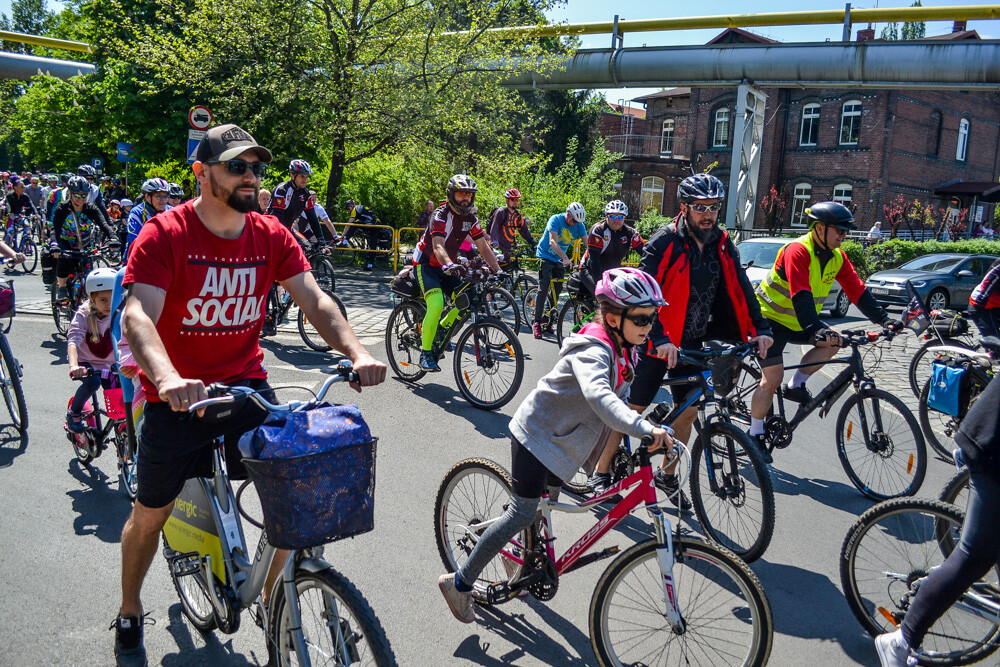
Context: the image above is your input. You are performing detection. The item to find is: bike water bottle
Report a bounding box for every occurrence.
[441,306,460,328]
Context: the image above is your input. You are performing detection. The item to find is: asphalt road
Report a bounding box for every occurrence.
[0,269,964,666]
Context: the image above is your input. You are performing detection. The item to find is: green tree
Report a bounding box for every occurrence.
[879,1,925,40]
[0,0,54,53]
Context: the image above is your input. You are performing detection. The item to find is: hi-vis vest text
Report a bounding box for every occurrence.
[756,233,844,331]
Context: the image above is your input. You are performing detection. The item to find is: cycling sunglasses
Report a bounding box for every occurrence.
[607,214,625,220]
[688,202,722,213]
[205,159,269,178]
[624,313,656,327]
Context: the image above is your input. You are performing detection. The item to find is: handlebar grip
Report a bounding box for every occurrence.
[205,382,230,398]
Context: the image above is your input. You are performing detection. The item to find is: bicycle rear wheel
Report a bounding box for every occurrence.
[590,537,773,667]
[453,317,523,410]
[269,566,396,666]
[297,291,348,352]
[556,296,594,347]
[836,388,926,500]
[939,468,971,510]
[919,371,990,461]
[384,300,427,382]
[512,275,537,306]
[329,240,356,267]
[0,331,27,432]
[115,423,138,500]
[840,497,1000,666]
[909,337,968,400]
[689,421,775,563]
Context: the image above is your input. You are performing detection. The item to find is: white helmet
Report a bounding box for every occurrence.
[85,268,118,296]
[566,201,586,223]
[604,200,628,216]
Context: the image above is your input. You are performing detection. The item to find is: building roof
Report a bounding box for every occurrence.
[919,30,981,41]
[706,27,777,45]
[606,102,646,119]
[935,181,1000,203]
[632,87,691,103]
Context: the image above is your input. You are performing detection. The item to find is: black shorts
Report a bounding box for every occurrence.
[760,320,815,368]
[629,352,704,409]
[414,263,462,299]
[135,378,274,509]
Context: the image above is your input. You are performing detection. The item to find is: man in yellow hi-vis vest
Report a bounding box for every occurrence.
[748,201,901,462]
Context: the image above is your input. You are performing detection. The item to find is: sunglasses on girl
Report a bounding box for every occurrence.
[206,159,269,178]
[688,202,722,213]
[624,313,656,327]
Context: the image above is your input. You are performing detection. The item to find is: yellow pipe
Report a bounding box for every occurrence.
[445,5,1000,39]
[0,30,93,54]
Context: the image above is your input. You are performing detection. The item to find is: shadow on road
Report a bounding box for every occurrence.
[768,466,874,516]
[458,600,594,665]
[0,424,26,467]
[161,604,261,666]
[42,334,68,367]
[65,458,131,543]
[387,375,513,439]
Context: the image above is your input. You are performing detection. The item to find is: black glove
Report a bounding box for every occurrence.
[883,318,904,332]
[814,328,843,344]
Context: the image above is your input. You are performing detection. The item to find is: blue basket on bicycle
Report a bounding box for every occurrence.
[240,404,377,549]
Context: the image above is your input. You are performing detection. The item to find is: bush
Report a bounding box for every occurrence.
[635,210,673,239]
[841,240,869,280]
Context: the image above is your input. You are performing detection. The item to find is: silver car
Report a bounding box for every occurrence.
[865,253,998,311]
[736,237,850,318]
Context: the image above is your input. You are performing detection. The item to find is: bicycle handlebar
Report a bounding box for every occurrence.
[827,327,898,346]
[189,360,359,414]
[676,341,757,367]
[71,363,120,380]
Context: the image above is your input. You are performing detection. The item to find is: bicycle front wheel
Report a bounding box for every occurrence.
[51,285,75,337]
[269,566,396,666]
[512,275,537,305]
[453,317,524,410]
[115,423,138,500]
[690,421,775,563]
[723,358,761,427]
[297,291,348,352]
[840,497,1000,665]
[0,331,27,432]
[384,300,427,382]
[22,238,38,273]
[836,388,926,500]
[590,537,773,667]
[520,286,538,325]
[309,255,337,293]
[483,286,521,335]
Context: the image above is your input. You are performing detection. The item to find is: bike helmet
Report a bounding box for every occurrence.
[677,173,725,203]
[66,175,90,194]
[604,199,628,216]
[108,199,121,207]
[168,182,184,197]
[289,159,313,175]
[120,198,134,208]
[566,201,586,223]
[807,201,857,231]
[345,199,356,209]
[504,187,521,200]
[446,174,477,214]
[8,176,20,187]
[85,267,118,295]
[141,177,169,194]
[595,267,666,309]
[77,164,96,177]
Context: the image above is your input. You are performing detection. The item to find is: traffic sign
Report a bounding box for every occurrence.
[189,106,212,131]
[92,157,103,174]
[116,142,136,163]
[187,129,206,164]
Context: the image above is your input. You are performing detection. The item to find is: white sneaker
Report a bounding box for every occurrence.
[438,573,475,623]
[874,629,918,667]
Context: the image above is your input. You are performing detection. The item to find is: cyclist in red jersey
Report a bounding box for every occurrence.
[488,187,534,266]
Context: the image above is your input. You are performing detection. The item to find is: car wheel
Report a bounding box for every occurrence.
[831,290,850,318]
[926,288,948,311]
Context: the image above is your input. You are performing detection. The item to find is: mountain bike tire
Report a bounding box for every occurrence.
[939,468,971,510]
[453,317,523,410]
[297,291,348,352]
[0,331,27,432]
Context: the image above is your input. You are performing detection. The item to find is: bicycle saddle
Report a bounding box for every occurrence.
[979,336,1000,356]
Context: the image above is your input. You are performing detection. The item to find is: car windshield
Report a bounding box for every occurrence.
[899,256,964,273]
[736,242,782,269]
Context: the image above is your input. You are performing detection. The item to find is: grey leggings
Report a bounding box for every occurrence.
[901,469,1000,648]
[456,440,562,588]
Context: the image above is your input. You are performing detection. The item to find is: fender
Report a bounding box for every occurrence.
[927,344,992,370]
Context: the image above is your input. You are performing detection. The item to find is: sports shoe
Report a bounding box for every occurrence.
[781,383,812,404]
[438,573,475,623]
[260,318,277,337]
[654,468,692,510]
[111,614,148,667]
[56,285,70,301]
[874,629,919,667]
[588,472,612,495]
[749,433,773,465]
[532,322,543,339]
[419,351,441,372]
[66,410,86,433]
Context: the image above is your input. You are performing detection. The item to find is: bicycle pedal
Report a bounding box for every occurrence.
[169,552,202,578]
[485,581,512,605]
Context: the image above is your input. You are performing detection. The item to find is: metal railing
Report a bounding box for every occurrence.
[606,134,679,159]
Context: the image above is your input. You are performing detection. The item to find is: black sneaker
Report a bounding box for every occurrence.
[111,614,148,667]
[260,319,277,337]
[654,469,692,510]
[748,433,773,465]
[781,383,812,404]
[588,472,612,495]
[419,351,441,372]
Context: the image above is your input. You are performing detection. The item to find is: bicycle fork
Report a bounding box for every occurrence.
[649,505,685,632]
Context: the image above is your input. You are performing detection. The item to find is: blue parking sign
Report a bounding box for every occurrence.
[92,157,104,173]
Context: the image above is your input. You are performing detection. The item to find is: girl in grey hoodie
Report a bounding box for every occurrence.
[439,267,673,623]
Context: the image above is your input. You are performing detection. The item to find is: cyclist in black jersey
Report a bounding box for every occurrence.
[577,199,644,297]
[3,178,38,220]
[266,159,324,242]
[343,199,382,271]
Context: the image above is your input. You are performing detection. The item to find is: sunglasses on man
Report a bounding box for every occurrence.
[688,202,722,213]
[607,214,625,220]
[205,159,269,178]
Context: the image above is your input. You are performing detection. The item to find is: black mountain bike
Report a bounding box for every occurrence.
[727,328,927,500]
[50,247,105,337]
[260,283,347,352]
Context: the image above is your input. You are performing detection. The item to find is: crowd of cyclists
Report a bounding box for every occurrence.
[5,120,1000,665]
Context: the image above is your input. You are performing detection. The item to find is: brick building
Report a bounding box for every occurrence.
[603,25,1000,232]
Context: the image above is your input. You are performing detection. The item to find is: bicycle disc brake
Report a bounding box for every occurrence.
[525,552,558,601]
[764,416,792,449]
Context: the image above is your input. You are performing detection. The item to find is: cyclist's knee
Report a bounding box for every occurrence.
[127,501,173,535]
[759,365,784,392]
[505,494,540,531]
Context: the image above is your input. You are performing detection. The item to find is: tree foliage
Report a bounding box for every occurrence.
[879,1,926,40]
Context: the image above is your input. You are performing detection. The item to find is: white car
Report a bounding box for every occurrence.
[736,237,850,318]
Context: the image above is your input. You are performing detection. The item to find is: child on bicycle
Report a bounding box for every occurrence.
[438,267,673,623]
[65,268,135,432]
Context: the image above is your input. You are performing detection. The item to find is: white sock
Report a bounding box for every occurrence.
[789,370,810,389]
[750,418,765,436]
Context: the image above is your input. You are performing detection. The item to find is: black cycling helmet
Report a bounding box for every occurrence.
[67,175,90,195]
[807,201,857,231]
[289,159,313,175]
[168,182,184,197]
[345,199,356,209]
[77,164,96,177]
[446,174,477,214]
[677,173,725,203]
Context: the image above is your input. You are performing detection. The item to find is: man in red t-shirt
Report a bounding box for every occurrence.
[111,123,386,665]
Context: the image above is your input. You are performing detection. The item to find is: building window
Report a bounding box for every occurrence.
[839,100,862,146]
[833,184,853,207]
[928,110,943,156]
[790,183,812,227]
[957,118,969,162]
[640,176,665,214]
[799,104,820,146]
[712,108,730,148]
[660,119,675,155]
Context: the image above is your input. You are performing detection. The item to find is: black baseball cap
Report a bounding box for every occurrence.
[194,123,272,163]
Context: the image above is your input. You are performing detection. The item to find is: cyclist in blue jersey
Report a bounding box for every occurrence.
[123,178,170,262]
[533,202,587,339]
